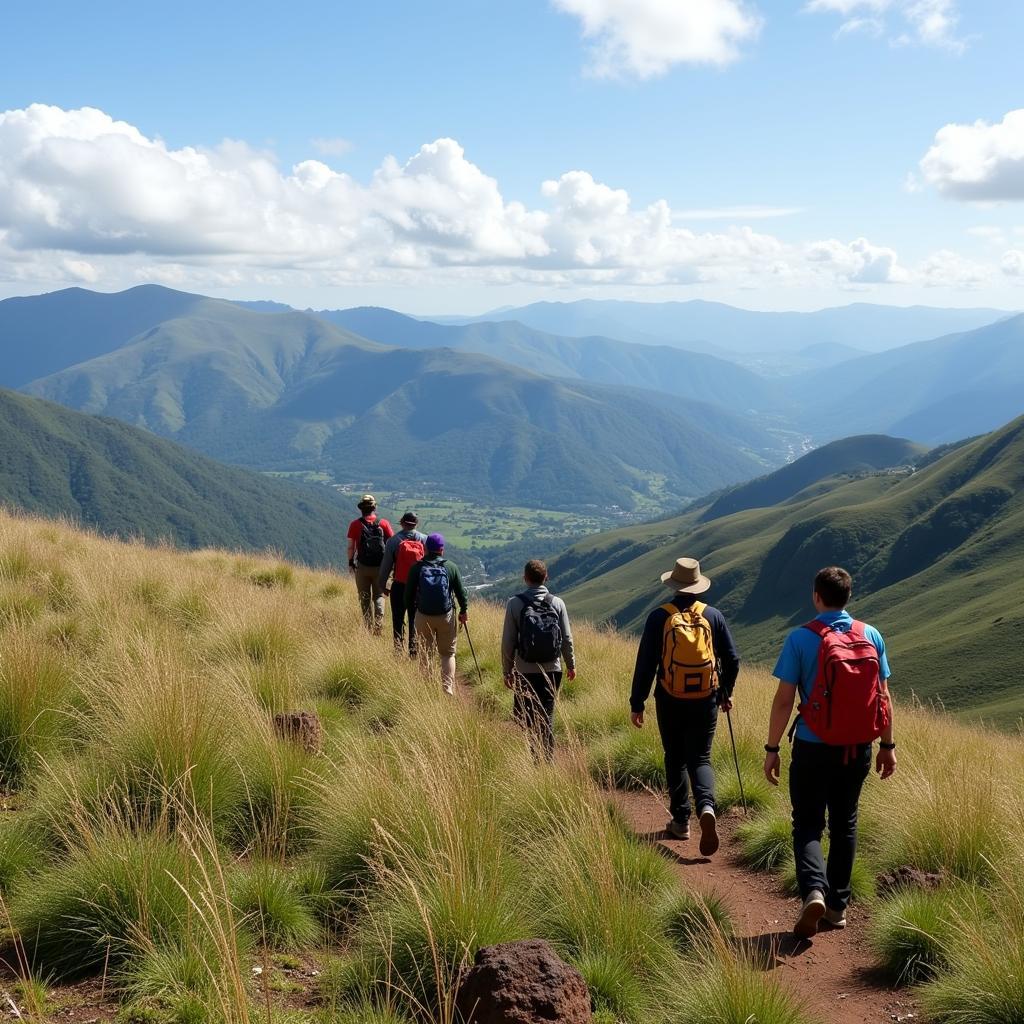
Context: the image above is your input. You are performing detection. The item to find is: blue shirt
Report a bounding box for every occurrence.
[773,610,891,744]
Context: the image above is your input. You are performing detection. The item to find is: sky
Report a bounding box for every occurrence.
[2,0,1024,314]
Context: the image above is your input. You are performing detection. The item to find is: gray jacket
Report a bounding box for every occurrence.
[377,529,427,590]
[501,585,576,676]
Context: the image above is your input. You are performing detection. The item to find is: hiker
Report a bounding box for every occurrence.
[346,494,394,634]
[763,566,897,939]
[405,533,468,695]
[630,557,739,857]
[501,559,576,761]
[378,511,427,655]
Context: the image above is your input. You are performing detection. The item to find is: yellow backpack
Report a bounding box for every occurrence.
[659,601,717,699]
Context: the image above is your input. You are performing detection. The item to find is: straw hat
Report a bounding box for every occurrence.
[660,557,711,594]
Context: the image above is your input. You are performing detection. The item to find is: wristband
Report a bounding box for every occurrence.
[879,741,896,750]
[764,744,780,754]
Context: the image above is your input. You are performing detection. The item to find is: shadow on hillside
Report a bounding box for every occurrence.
[737,931,812,970]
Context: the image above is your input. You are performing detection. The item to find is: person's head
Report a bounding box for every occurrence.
[426,532,445,555]
[524,559,548,586]
[358,493,376,516]
[400,511,419,529]
[813,566,852,611]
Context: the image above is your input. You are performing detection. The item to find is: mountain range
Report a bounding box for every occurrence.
[549,418,1024,722]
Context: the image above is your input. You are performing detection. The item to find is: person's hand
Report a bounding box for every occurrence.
[876,747,897,780]
[764,752,781,786]
[503,673,515,690]
[718,695,734,712]
[382,588,390,597]
[567,668,576,681]
[458,612,468,625]
[630,711,644,729]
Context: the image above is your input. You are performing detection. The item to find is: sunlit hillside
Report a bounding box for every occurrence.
[0,509,1021,1023]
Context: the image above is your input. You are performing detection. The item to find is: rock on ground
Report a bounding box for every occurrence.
[272,710,324,753]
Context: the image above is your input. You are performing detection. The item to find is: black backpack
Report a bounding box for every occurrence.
[517,593,562,663]
[357,518,386,567]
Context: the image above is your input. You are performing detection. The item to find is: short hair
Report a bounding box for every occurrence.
[524,560,548,585]
[814,566,852,608]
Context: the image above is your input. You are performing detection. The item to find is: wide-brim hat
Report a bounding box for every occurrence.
[660,557,711,594]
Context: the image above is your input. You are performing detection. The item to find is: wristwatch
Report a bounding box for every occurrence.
[764,744,780,753]
[879,741,896,750]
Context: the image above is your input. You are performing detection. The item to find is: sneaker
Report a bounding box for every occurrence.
[821,906,847,930]
[794,891,826,939]
[698,807,720,857]
[666,819,690,840]
[442,682,455,696]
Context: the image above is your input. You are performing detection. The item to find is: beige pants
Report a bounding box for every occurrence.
[354,565,385,631]
[415,610,458,692]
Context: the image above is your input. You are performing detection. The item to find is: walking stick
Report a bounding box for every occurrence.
[462,621,485,687]
[725,706,748,815]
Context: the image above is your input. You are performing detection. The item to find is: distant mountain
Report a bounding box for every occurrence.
[448,299,1012,356]
[17,289,776,509]
[0,285,209,388]
[550,415,1024,722]
[310,306,781,412]
[700,435,927,521]
[795,314,1024,444]
[0,388,348,565]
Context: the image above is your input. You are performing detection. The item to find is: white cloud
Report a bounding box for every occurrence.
[311,136,354,157]
[919,249,990,288]
[62,258,98,282]
[919,109,1024,201]
[1002,250,1024,277]
[805,236,908,284]
[806,0,965,51]
[552,0,762,78]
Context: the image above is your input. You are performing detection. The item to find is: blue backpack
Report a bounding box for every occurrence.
[417,560,452,616]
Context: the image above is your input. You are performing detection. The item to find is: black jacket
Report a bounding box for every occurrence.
[630,594,740,713]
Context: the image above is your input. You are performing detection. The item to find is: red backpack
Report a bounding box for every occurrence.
[394,536,426,584]
[799,620,890,746]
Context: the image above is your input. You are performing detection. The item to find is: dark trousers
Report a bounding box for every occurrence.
[790,739,872,911]
[654,694,718,822]
[389,582,415,655]
[512,671,562,762]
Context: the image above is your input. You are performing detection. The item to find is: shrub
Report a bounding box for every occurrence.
[661,889,733,951]
[589,727,664,790]
[736,811,792,872]
[229,860,319,948]
[869,888,960,984]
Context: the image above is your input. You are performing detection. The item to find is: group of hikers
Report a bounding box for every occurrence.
[347,495,898,940]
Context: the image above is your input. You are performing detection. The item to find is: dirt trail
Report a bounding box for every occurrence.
[618,790,920,1024]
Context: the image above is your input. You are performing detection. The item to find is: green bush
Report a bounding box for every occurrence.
[736,811,792,872]
[229,860,319,948]
[869,887,959,983]
[589,727,664,790]
[661,889,733,951]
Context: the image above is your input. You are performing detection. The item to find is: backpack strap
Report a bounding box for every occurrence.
[660,603,680,617]
[803,619,831,637]
[690,600,707,617]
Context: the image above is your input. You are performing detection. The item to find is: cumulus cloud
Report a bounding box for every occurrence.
[805,236,908,284]
[552,0,761,77]
[1002,250,1024,277]
[919,249,990,288]
[919,109,1024,201]
[806,0,965,51]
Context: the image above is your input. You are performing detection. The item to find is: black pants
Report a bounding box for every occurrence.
[389,582,416,655]
[655,694,718,822]
[512,671,562,762]
[790,739,872,912]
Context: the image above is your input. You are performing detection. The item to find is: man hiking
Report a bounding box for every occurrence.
[763,566,897,939]
[347,495,393,634]
[405,533,468,695]
[378,511,427,655]
[630,557,739,856]
[501,560,576,761]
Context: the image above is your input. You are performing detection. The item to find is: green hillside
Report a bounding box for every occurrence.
[0,388,349,566]
[555,415,1024,723]
[22,295,776,509]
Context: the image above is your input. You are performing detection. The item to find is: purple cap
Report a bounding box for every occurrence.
[426,532,445,552]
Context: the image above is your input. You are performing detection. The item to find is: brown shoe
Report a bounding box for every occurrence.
[698,808,719,857]
[794,891,826,939]
[666,818,690,840]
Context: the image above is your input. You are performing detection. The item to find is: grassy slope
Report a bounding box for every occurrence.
[556,415,1024,723]
[0,387,350,567]
[24,300,773,508]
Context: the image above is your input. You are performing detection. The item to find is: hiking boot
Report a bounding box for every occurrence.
[698,807,720,857]
[821,906,847,930]
[442,682,455,696]
[794,890,826,939]
[666,819,690,840]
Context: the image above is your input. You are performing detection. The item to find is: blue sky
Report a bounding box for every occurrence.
[2,0,1023,313]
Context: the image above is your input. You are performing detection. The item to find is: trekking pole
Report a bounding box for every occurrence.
[462,621,485,687]
[725,706,748,815]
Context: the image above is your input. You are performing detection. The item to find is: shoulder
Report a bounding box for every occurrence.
[860,622,886,645]
[701,603,728,624]
[645,603,672,627]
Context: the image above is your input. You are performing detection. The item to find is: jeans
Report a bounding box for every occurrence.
[789,739,872,911]
[512,671,562,762]
[654,694,718,822]
[389,582,416,654]
[354,565,385,631]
